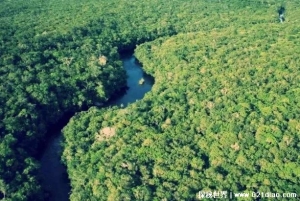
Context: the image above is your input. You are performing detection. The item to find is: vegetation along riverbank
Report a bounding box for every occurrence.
[0,0,299,200]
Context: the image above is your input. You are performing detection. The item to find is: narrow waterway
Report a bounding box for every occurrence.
[39,134,70,201]
[39,51,154,201]
[107,51,154,107]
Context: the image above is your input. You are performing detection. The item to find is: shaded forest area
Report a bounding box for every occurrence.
[0,0,299,200]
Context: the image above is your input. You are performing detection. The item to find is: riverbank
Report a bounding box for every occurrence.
[39,52,154,201]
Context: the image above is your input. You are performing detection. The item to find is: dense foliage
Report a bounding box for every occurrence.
[62,1,299,201]
[1,0,299,200]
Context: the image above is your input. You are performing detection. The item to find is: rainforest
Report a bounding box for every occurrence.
[0,0,299,200]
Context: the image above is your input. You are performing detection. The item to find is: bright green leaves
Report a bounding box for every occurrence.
[20,0,299,200]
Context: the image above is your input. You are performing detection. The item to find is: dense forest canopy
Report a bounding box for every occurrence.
[0,0,299,200]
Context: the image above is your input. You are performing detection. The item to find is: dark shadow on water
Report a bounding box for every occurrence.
[0,191,4,200]
[39,134,71,201]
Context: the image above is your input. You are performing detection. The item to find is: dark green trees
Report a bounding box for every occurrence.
[1,0,300,200]
[62,5,300,200]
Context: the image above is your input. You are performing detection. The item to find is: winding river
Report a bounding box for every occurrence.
[39,51,154,201]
